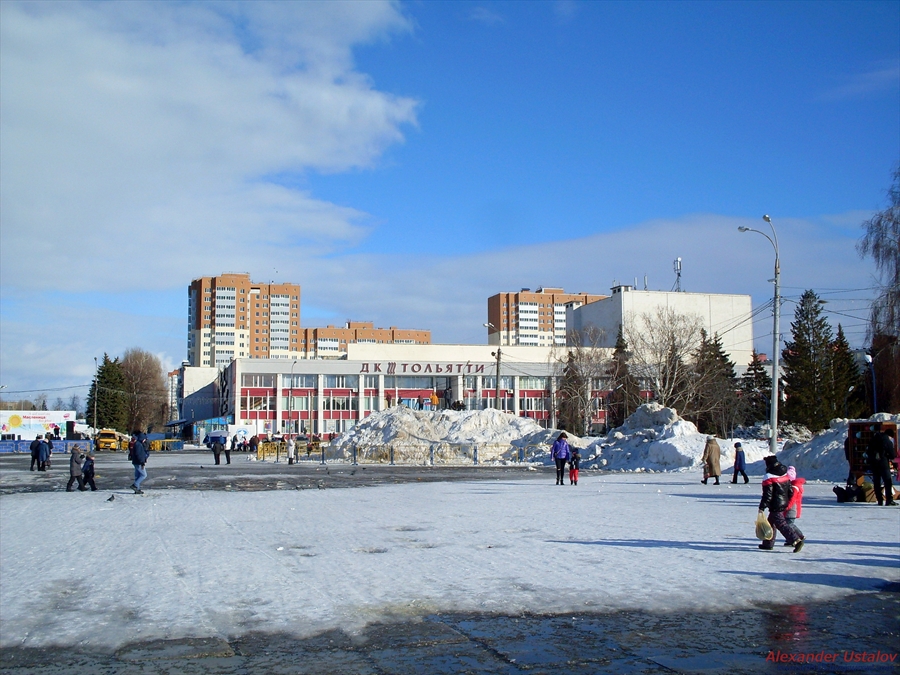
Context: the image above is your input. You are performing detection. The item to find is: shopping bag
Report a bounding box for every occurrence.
[755,511,773,540]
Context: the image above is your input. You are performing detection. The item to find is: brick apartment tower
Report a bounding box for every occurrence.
[486,287,607,347]
[188,273,301,367]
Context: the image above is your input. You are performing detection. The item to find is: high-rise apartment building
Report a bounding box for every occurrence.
[487,287,607,347]
[187,274,301,367]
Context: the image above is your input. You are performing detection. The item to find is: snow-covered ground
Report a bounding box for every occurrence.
[1,472,898,652]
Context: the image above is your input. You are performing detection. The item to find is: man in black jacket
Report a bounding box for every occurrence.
[868,429,897,506]
[29,435,41,471]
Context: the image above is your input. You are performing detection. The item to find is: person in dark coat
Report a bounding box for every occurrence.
[82,452,98,491]
[868,429,897,506]
[30,435,41,471]
[212,439,224,465]
[758,455,805,552]
[37,438,51,471]
[551,433,571,486]
[67,447,87,492]
[731,442,749,484]
[129,432,149,494]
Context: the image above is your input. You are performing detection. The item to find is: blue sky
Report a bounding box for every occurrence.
[0,0,898,399]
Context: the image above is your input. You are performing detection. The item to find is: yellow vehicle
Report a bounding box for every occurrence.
[95,429,129,451]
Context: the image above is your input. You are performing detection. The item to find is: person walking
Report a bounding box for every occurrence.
[129,432,149,494]
[731,442,749,484]
[758,455,805,552]
[569,448,581,486]
[82,451,98,491]
[212,438,224,465]
[551,433,571,486]
[287,435,296,465]
[701,436,721,485]
[29,435,41,471]
[66,447,87,492]
[37,436,51,471]
[867,428,897,506]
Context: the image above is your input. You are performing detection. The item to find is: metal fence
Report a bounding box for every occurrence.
[254,441,550,465]
[0,440,93,454]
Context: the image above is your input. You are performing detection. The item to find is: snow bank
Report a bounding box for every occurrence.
[578,403,765,473]
[331,404,896,479]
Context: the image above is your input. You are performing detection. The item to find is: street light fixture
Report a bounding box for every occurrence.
[739,215,781,456]
[864,354,877,413]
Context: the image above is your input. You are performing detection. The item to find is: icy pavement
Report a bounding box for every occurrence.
[1,460,898,662]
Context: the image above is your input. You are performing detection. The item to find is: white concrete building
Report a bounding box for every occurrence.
[567,285,754,368]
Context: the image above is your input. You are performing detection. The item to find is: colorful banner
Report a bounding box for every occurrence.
[0,411,76,440]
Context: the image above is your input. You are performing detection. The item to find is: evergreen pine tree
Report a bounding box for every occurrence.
[782,290,834,431]
[85,354,128,432]
[606,326,641,429]
[691,330,739,435]
[740,350,772,425]
[830,324,865,419]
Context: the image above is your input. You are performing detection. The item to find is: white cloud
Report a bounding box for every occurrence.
[820,61,900,101]
[553,0,579,23]
[468,7,504,26]
[0,1,418,292]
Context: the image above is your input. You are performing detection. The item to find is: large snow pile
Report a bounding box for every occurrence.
[778,412,900,482]
[332,406,556,462]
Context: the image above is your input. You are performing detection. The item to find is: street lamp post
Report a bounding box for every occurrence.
[739,215,781,456]
[484,323,500,410]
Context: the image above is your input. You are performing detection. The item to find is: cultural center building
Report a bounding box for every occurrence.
[177,343,619,438]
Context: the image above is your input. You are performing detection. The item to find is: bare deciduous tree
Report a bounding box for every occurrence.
[120,348,167,432]
[624,307,704,414]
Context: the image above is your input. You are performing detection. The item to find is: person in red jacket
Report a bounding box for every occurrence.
[779,466,805,546]
[758,455,805,552]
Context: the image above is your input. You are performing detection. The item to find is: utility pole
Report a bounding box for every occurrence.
[491,349,502,410]
[93,356,98,434]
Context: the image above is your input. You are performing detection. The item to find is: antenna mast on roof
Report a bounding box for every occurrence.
[672,257,682,292]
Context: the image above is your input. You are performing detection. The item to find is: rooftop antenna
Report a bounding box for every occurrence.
[672,257,682,292]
